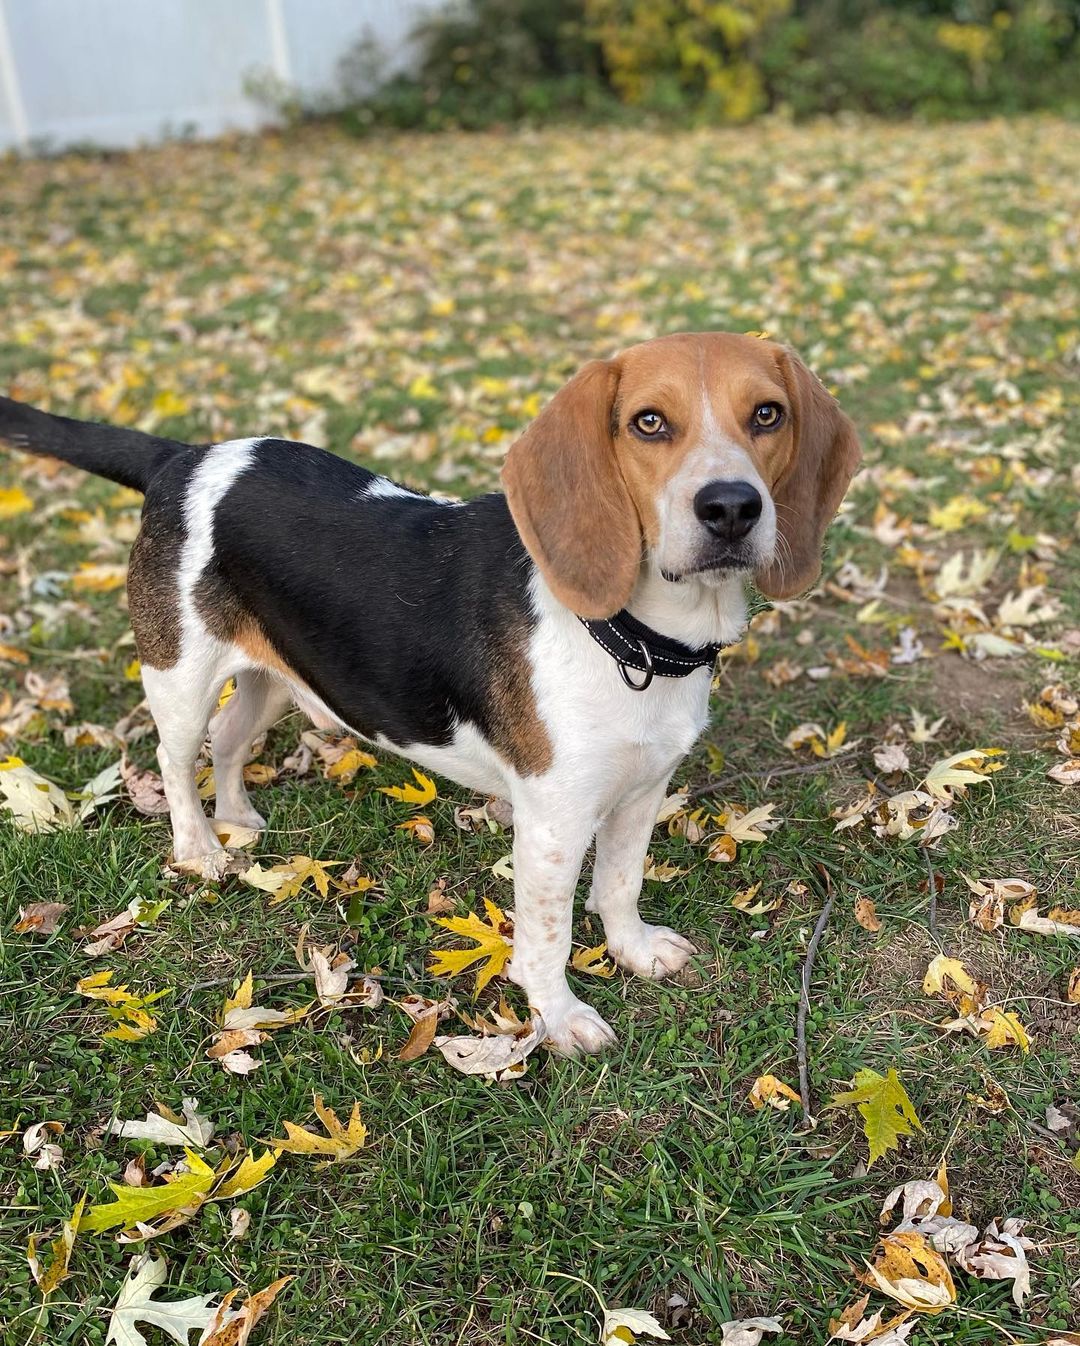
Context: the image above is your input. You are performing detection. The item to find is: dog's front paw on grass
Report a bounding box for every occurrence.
[606,923,696,980]
[541,997,617,1056]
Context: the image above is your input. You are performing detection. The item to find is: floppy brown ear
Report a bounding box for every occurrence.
[755,349,862,600]
[502,359,643,619]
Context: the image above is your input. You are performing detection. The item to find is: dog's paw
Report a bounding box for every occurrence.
[541,997,617,1057]
[214,802,267,831]
[607,923,696,980]
[166,847,240,881]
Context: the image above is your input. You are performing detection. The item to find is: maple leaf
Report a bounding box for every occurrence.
[921,748,1004,802]
[861,1231,956,1312]
[429,898,514,992]
[82,1149,218,1233]
[106,1099,214,1148]
[721,803,782,842]
[241,855,342,904]
[921,955,978,999]
[379,768,436,807]
[731,883,781,915]
[572,943,616,977]
[263,1095,367,1163]
[397,814,435,845]
[434,1015,546,1081]
[829,1068,922,1168]
[105,1253,217,1346]
[601,1306,671,1344]
[76,971,172,1042]
[324,746,378,784]
[748,1075,801,1111]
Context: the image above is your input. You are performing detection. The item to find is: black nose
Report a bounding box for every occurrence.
[693,480,763,543]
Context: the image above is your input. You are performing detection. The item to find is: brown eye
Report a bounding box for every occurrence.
[631,410,667,437]
[753,402,784,431]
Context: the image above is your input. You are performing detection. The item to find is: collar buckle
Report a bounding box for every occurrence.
[617,638,654,691]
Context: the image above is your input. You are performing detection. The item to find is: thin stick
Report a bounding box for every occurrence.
[687,759,837,801]
[797,864,835,1122]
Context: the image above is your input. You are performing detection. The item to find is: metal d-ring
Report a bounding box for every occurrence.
[618,638,654,691]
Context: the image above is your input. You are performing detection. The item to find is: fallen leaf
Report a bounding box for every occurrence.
[719,1319,783,1345]
[854,897,882,932]
[434,1014,546,1081]
[397,813,435,845]
[27,1194,85,1297]
[862,1230,956,1312]
[872,744,909,774]
[13,901,68,935]
[572,943,615,977]
[120,754,170,815]
[105,1252,217,1346]
[23,1120,64,1171]
[197,1274,293,1345]
[106,1099,214,1149]
[379,768,436,807]
[922,748,1004,802]
[429,898,513,993]
[829,1068,922,1169]
[262,1095,367,1163]
[228,1208,250,1241]
[922,955,978,998]
[82,1149,217,1234]
[602,1306,671,1344]
[748,1075,801,1112]
[952,1217,1035,1307]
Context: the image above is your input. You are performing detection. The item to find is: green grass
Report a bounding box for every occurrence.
[1,117,1079,1346]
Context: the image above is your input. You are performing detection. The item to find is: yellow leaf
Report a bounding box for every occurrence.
[707,834,737,863]
[922,748,1004,802]
[748,1075,801,1112]
[263,1095,366,1163]
[212,1149,277,1201]
[922,955,978,998]
[379,768,437,807]
[397,814,435,845]
[572,943,615,977]
[430,898,513,993]
[152,389,189,418]
[223,971,254,1018]
[217,677,235,708]
[928,494,988,532]
[0,485,34,519]
[198,1275,294,1346]
[71,562,128,592]
[730,882,781,916]
[829,1068,922,1169]
[82,1149,215,1233]
[325,747,378,783]
[862,1230,956,1312]
[124,658,142,681]
[27,1194,84,1297]
[982,1008,1031,1053]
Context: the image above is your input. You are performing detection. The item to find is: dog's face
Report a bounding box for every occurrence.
[503,332,862,619]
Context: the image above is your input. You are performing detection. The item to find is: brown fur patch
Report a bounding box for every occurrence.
[487,615,553,776]
[194,569,303,686]
[127,518,183,668]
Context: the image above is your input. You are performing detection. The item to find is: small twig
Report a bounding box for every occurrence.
[797,863,836,1122]
[687,759,838,801]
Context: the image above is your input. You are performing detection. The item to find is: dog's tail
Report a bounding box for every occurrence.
[0,395,192,493]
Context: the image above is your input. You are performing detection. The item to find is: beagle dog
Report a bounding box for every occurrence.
[0,332,860,1055]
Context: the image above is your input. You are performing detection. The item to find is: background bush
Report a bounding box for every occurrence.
[332,0,1080,131]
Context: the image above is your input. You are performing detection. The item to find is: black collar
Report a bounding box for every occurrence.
[578,609,727,691]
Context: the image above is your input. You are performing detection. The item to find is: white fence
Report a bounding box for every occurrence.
[0,0,427,153]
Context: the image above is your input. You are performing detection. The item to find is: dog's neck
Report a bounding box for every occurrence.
[625,563,749,651]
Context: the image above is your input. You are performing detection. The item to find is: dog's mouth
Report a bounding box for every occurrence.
[661,549,754,583]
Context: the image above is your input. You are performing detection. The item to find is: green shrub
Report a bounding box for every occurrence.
[328,0,1080,131]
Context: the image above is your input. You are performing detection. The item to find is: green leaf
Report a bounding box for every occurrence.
[828,1067,922,1168]
[82,1150,216,1233]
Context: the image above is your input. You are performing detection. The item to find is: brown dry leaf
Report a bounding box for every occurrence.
[13,901,68,935]
[748,1075,801,1112]
[1010,895,1080,938]
[120,753,171,815]
[434,1014,545,1082]
[1048,757,1080,785]
[207,1028,268,1061]
[828,1295,915,1342]
[198,1274,293,1345]
[399,1011,440,1062]
[952,1217,1036,1307]
[1067,968,1080,1004]
[397,814,435,845]
[854,897,882,932]
[425,878,455,914]
[861,1230,956,1312]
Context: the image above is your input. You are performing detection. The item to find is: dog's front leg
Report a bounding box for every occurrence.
[585,779,696,979]
[508,804,616,1056]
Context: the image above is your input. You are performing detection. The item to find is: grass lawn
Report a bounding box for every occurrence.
[1,116,1078,1346]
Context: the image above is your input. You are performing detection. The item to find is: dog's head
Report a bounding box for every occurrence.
[502,331,862,619]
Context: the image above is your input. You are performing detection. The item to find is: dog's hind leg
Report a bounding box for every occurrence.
[141,651,232,873]
[210,670,292,829]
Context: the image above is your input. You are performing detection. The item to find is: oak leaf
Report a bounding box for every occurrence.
[262,1095,366,1163]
